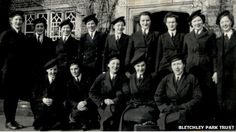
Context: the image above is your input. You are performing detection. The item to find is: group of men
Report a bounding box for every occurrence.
[0,8,235,131]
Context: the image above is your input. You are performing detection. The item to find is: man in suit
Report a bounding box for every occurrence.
[28,18,55,77]
[31,58,67,130]
[103,16,129,73]
[156,12,185,80]
[65,60,98,130]
[213,10,236,125]
[0,11,31,130]
[154,54,202,130]
[80,14,107,82]
[125,11,160,77]
[55,19,80,78]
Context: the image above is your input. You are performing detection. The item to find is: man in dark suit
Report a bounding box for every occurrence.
[28,18,55,77]
[102,16,129,72]
[31,58,67,130]
[0,11,31,130]
[65,60,98,130]
[80,14,107,81]
[154,54,202,130]
[55,19,80,78]
[125,11,160,77]
[156,12,185,80]
[214,10,236,125]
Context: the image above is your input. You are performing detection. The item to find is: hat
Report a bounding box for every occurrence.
[216,10,234,26]
[44,58,58,70]
[106,54,120,64]
[188,10,205,24]
[59,19,73,29]
[9,11,24,20]
[82,14,98,25]
[130,52,146,66]
[111,16,126,25]
[163,12,179,23]
[168,53,185,64]
[32,18,47,28]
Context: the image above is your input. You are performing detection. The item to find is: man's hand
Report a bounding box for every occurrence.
[212,72,217,84]
[77,101,87,111]
[42,97,53,106]
[104,99,114,105]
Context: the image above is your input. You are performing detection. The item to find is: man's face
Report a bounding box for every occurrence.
[134,61,146,75]
[70,64,80,78]
[10,15,23,30]
[166,17,177,31]
[35,23,45,35]
[220,16,232,33]
[46,65,58,77]
[107,59,120,74]
[113,21,125,34]
[139,15,151,30]
[86,20,97,32]
[191,16,204,31]
[171,60,184,76]
[61,25,72,37]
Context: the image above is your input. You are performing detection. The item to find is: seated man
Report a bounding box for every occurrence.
[154,54,202,130]
[31,58,67,131]
[65,60,98,130]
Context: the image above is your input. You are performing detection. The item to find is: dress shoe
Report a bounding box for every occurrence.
[5,122,17,130]
[12,121,24,129]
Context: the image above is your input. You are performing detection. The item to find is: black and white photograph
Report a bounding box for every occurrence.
[0,0,235,131]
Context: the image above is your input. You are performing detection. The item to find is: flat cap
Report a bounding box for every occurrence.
[111,16,126,25]
[82,14,98,25]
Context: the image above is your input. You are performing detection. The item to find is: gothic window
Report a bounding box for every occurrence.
[65,11,76,35]
[25,13,36,37]
[37,13,49,36]
[50,12,63,41]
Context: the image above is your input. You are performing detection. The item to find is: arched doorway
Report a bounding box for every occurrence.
[133,11,190,34]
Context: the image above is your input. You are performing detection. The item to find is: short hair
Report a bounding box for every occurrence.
[32,18,47,29]
[9,11,25,22]
[139,11,152,22]
[163,12,179,23]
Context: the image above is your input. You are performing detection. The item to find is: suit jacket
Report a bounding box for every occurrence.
[55,35,80,68]
[125,30,160,73]
[102,33,129,71]
[156,32,185,72]
[154,73,202,115]
[80,31,107,72]
[66,73,93,110]
[183,28,216,73]
[28,34,55,75]
[0,28,32,94]
[214,30,236,111]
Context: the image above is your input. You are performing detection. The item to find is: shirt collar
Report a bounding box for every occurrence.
[110,72,117,80]
[136,73,144,79]
[142,28,149,35]
[12,26,20,33]
[175,72,183,80]
[75,73,82,82]
[168,30,176,36]
[224,29,233,39]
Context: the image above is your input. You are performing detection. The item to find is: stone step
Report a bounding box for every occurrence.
[0,99,33,116]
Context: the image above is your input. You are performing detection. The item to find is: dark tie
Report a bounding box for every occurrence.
[37,35,41,44]
[171,33,174,40]
[224,34,229,41]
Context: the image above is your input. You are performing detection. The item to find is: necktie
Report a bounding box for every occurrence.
[63,36,66,43]
[91,32,94,39]
[224,34,229,40]
[37,35,41,44]
[171,33,174,40]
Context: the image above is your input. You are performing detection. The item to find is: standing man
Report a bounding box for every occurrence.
[0,11,30,130]
[80,14,107,82]
[156,12,185,80]
[55,19,80,78]
[214,10,236,124]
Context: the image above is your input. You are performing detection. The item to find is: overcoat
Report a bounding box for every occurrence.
[89,72,126,130]
[65,73,98,124]
[125,30,160,74]
[154,73,202,129]
[55,36,80,69]
[119,73,158,131]
[31,74,67,130]
[182,28,217,121]
[80,31,106,77]
[102,33,129,72]
[214,30,236,123]
[156,32,185,73]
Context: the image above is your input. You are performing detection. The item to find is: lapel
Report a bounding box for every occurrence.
[145,30,153,46]
[164,32,175,48]
[130,74,139,94]
[224,31,236,54]
[176,73,189,94]
[189,31,199,45]
[136,31,146,46]
[112,35,120,50]
[168,74,178,95]
[104,72,113,92]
